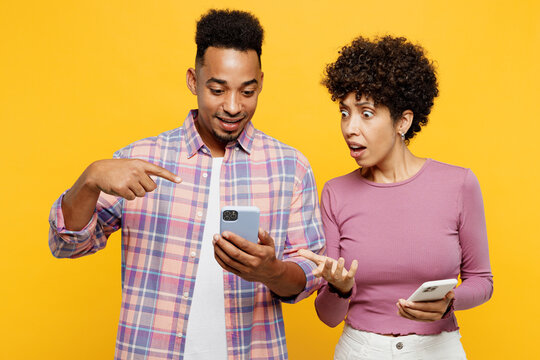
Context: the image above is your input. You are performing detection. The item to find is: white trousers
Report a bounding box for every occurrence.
[334,324,467,360]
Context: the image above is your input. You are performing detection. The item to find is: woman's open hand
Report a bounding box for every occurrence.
[298,249,358,295]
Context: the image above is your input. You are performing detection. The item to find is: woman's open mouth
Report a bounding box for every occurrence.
[348,144,366,158]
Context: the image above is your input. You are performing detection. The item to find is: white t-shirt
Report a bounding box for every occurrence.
[183,157,227,359]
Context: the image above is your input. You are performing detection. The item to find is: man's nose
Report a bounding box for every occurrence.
[223,92,240,116]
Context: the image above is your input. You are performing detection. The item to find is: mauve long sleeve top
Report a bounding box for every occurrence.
[315,159,493,335]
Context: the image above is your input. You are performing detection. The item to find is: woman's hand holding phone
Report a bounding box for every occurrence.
[298,249,358,296]
[396,291,455,322]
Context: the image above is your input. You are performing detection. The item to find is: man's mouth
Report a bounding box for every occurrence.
[217,115,243,123]
[217,115,244,132]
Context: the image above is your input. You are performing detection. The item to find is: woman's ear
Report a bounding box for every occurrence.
[397,110,414,136]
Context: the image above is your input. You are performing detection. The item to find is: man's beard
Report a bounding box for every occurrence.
[212,129,240,144]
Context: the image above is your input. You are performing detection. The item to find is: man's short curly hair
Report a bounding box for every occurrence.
[195,9,264,67]
[322,36,439,142]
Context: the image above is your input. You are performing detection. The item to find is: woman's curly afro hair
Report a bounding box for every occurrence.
[322,36,439,142]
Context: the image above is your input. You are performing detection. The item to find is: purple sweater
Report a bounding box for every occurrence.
[315,159,493,335]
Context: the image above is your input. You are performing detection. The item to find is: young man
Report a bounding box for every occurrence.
[49,9,325,360]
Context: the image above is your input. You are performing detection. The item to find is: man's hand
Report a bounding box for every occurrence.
[213,229,306,297]
[213,228,282,283]
[298,249,358,296]
[396,291,455,322]
[84,159,182,200]
[62,159,181,231]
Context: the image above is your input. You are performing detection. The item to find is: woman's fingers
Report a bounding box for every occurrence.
[397,302,416,320]
[306,253,359,288]
[320,258,334,280]
[334,258,345,281]
[298,249,325,265]
[347,259,358,279]
[397,299,443,322]
[312,262,325,277]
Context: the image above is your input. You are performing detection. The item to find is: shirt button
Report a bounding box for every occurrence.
[176,332,183,338]
[202,148,208,153]
[190,251,196,258]
[197,211,203,217]
[183,291,189,299]
[396,342,403,350]
[202,173,208,178]
[234,147,239,151]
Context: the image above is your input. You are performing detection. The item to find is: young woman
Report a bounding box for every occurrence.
[300,36,493,359]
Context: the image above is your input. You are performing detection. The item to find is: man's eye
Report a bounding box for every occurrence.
[340,110,349,118]
[243,90,255,96]
[210,89,224,95]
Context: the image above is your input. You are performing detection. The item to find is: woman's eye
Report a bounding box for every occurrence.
[362,110,374,118]
[340,110,349,118]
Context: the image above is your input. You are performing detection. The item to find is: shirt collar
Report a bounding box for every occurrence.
[234,118,255,155]
[184,109,256,158]
[184,110,205,158]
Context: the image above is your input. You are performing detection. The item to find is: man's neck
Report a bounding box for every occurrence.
[193,118,227,157]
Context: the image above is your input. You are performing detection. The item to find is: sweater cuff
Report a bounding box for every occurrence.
[441,297,455,319]
[327,283,353,299]
[320,280,356,301]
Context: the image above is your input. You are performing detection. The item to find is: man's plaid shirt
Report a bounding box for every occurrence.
[49,110,325,359]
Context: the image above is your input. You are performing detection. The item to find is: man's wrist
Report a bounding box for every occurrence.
[81,162,102,194]
[263,260,306,298]
[263,258,287,288]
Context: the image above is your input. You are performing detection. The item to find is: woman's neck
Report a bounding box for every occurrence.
[361,144,426,184]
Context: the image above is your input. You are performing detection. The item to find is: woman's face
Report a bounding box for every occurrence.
[340,93,399,168]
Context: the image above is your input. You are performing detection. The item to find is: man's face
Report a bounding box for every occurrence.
[186,47,263,155]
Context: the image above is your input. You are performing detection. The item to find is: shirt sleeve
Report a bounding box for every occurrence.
[48,192,123,258]
[275,157,326,304]
[48,151,126,259]
[313,183,354,327]
[454,169,494,310]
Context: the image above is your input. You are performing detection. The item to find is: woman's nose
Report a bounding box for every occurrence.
[344,117,362,136]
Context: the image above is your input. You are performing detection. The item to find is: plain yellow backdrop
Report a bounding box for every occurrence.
[1,0,539,359]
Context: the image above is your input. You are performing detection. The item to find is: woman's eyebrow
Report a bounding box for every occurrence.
[355,101,373,106]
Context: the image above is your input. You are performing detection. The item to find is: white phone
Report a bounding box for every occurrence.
[220,206,260,243]
[407,279,458,302]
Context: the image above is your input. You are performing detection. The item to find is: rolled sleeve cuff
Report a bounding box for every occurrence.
[49,192,98,244]
[274,256,322,304]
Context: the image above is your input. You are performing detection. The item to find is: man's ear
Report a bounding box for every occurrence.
[259,71,264,94]
[186,68,197,95]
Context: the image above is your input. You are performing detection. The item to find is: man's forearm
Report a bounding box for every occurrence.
[62,168,101,231]
[263,261,306,298]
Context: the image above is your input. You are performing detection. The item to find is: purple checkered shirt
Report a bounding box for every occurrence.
[49,110,325,359]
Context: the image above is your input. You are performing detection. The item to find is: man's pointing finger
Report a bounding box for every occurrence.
[143,162,182,183]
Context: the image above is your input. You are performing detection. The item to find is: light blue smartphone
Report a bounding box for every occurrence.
[220,206,260,243]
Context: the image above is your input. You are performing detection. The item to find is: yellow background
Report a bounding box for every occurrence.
[1,0,539,359]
